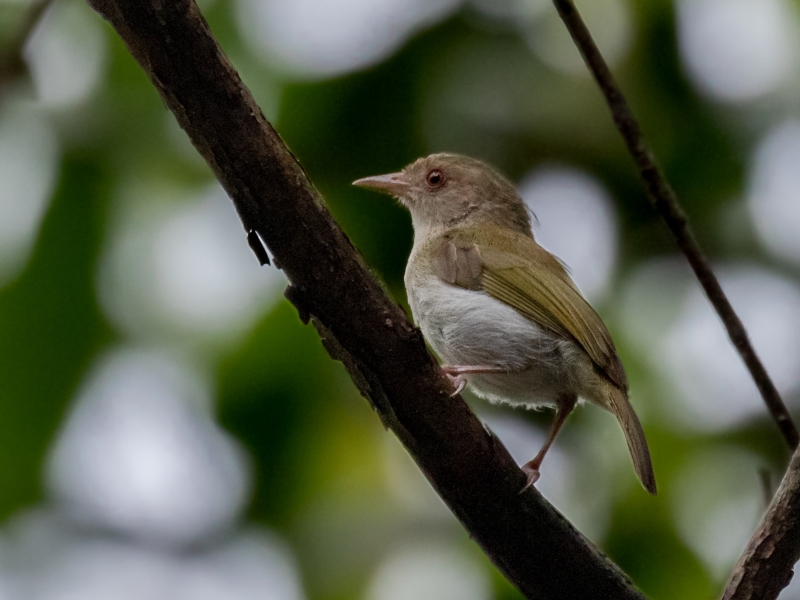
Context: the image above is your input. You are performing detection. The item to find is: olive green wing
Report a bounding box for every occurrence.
[430,227,627,390]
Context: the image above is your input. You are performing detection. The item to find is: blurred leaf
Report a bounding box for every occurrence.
[217,299,353,525]
[606,489,714,600]
[0,153,111,517]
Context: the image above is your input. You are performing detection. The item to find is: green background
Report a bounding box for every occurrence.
[0,0,798,598]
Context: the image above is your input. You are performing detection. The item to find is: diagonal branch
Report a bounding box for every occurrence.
[722,446,800,600]
[550,0,799,451]
[85,0,648,598]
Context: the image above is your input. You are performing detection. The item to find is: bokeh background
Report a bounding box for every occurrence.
[0,0,798,598]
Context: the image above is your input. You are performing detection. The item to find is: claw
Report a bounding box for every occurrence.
[519,465,540,494]
[441,364,507,397]
[446,373,467,396]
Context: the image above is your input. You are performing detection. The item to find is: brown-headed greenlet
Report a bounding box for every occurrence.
[353,153,656,495]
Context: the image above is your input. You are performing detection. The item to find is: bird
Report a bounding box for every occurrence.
[353,153,656,495]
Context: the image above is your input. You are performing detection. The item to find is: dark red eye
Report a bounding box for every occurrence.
[426,169,445,188]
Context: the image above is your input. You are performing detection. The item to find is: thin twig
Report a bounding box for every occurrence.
[553,5,800,592]
[85,0,648,598]
[722,447,800,600]
[550,0,799,450]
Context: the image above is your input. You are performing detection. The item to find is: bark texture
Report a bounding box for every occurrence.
[722,448,800,600]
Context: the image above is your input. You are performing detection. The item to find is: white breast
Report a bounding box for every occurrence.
[407,275,548,368]
[405,263,589,408]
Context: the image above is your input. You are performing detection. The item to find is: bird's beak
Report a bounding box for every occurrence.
[352,172,410,197]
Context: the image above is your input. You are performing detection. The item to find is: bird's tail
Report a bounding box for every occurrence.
[606,385,657,495]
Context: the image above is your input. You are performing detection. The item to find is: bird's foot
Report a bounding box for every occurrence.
[444,372,467,396]
[441,365,507,397]
[519,464,541,494]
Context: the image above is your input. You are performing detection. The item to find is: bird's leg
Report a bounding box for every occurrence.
[441,365,508,397]
[521,394,578,491]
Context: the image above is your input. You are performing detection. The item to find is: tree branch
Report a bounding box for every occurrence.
[85,0,648,598]
[722,446,800,600]
[550,0,799,451]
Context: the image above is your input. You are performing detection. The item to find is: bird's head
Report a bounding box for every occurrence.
[353,153,532,237]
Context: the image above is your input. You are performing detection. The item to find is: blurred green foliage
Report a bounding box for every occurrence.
[0,0,798,599]
[0,155,112,515]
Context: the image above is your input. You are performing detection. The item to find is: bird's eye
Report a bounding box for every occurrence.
[426,169,445,188]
